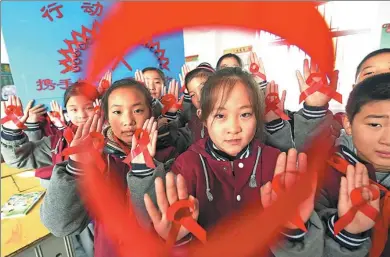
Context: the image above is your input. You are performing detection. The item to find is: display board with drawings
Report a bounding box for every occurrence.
[1,1,185,109]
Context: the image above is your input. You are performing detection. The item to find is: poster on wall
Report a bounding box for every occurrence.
[1,64,16,101]
[1,1,185,108]
[380,23,390,48]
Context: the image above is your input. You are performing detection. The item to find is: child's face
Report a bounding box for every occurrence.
[65,95,95,126]
[143,70,164,99]
[344,100,390,171]
[205,81,257,156]
[187,77,206,110]
[108,87,151,145]
[356,53,390,84]
[219,57,240,69]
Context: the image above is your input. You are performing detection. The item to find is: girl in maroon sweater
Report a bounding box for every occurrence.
[144,67,324,257]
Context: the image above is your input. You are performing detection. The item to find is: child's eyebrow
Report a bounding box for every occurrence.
[110,102,143,108]
[239,105,252,109]
[364,114,389,119]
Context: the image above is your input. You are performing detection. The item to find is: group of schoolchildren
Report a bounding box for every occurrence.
[1,48,389,257]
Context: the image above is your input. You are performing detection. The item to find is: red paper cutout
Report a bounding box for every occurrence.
[271,172,308,232]
[123,129,155,169]
[166,199,207,248]
[62,132,106,172]
[265,93,290,120]
[80,2,336,257]
[0,105,27,130]
[299,72,342,104]
[249,63,266,81]
[161,94,183,115]
[144,40,170,71]
[334,185,379,235]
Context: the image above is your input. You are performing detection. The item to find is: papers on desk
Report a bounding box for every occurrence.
[1,191,45,219]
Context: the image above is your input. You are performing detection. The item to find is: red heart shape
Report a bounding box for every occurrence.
[80,2,335,257]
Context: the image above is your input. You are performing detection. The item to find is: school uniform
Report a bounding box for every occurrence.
[316,131,390,257]
[171,137,325,257]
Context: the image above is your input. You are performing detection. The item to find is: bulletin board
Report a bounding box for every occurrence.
[1,1,185,108]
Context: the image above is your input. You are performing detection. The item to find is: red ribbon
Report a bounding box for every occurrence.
[271,172,308,232]
[166,199,207,248]
[49,111,67,128]
[123,129,155,169]
[93,106,101,114]
[334,185,380,235]
[299,73,342,104]
[265,93,290,120]
[161,94,183,115]
[249,63,266,81]
[63,127,74,146]
[98,79,110,95]
[62,132,106,172]
[0,105,27,129]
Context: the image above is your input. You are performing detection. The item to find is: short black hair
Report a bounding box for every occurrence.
[184,63,215,89]
[142,67,166,84]
[216,53,243,70]
[101,78,153,120]
[346,72,390,123]
[355,48,390,80]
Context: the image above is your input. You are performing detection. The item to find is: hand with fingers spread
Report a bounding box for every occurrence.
[179,64,191,94]
[1,95,31,130]
[162,80,184,114]
[98,70,112,95]
[25,100,46,124]
[264,81,287,123]
[337,163,380,234]
[130,117,158,165]
[47,100,66,128]
[248,52,267,83]
[68,113,104,163]
[144,173,200,242]
[135,70,147,87]
[296,59,339,107]
[93,99,102,115]
[260,148,315,229]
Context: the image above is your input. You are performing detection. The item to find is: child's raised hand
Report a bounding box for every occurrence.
[97,70,112,95]
[1,96,32,130]
[166,79,184,113]
[135,70,147,87]
[69,113,104,163]
[260,149,315,229]
[248,52,266,83]
[296,59,339,107]
[179,64,191,94]
[47,100,66,128]
[130,117,158,164]
[144,172,199,241]
[264,81,287,123]
[25,100,46,124]
[337,163,380,234]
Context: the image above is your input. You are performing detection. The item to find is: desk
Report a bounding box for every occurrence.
[1,164,75,257]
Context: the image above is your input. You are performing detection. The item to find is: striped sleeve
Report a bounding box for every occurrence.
[258,80,268,90]
[65,158,84,177]
[302,103,328,119]
[265,118,285,134]
[130,163,155,178]
[1,126,25,141]
[326,214,370,250]
[25,122,41,131]
[163,111,178,121]
[183,92,192,103]
[280,221,310,242]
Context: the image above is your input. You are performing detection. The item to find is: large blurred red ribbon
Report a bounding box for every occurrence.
[123,129,155,169]
[161,94,183,115]
[271,172,308,232]
[249,63,266,81]
[334,185,379,235]
[166,199,207,248]
[62,132,106,172]
[0,105,27,130]
[328,155,390,257]
[299,72,342,104]
[265,93,290,120]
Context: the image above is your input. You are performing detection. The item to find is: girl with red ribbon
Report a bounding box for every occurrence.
[144,67,324,257]
[40,77,194,257]
[316,73,390,257]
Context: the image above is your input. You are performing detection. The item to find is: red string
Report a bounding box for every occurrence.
[0,105,27,129]
[166,199,207,248]
[265,93,290,120]
[299,72,342,104]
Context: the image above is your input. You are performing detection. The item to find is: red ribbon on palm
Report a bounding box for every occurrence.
[265,93,290,121]
[299,72,342,104]
[123,129,155,169]
[161,94,183,115]
[0,105,27,130]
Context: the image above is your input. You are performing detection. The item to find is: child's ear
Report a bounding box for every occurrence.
[342,115,352,135]
[196,109,202,119]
